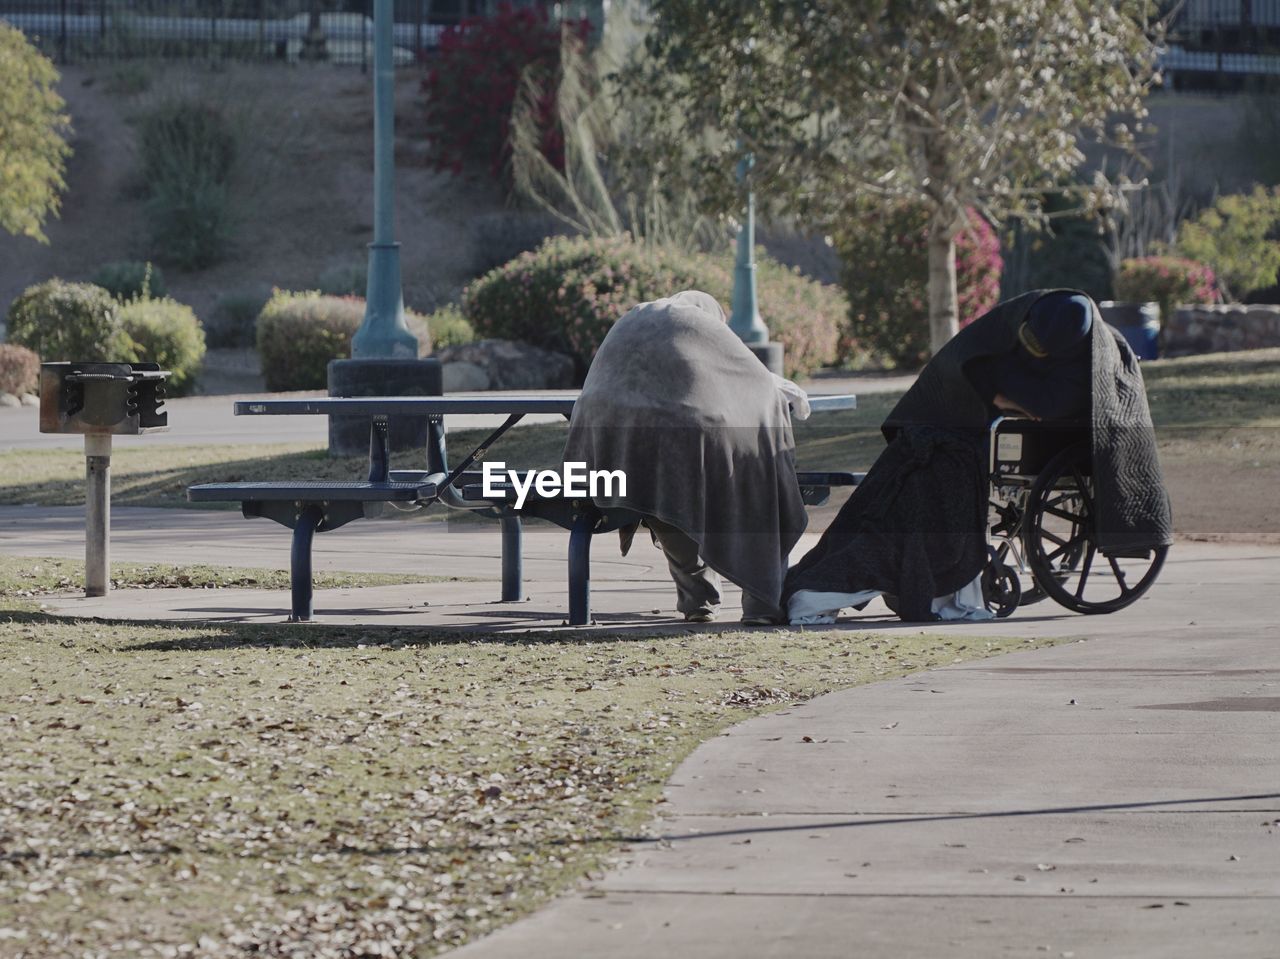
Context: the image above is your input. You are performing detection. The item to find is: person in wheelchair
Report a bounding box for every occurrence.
[564,290,812,625]
[785,290,1172,625]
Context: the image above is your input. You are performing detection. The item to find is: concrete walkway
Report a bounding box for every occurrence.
[445,541,1280,959]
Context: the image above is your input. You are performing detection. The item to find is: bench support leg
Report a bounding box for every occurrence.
[568,512,593,626]
[501,514,523,602]
[289,505,323,622]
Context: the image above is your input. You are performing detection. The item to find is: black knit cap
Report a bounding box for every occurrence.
[1018,293,1093,362]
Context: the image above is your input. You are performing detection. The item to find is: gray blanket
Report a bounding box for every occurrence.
[563,291,808,614]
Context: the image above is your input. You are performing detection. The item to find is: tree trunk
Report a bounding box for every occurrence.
[926,220,959,356]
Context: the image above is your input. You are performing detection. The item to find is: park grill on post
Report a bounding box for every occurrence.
[38,362,170,596]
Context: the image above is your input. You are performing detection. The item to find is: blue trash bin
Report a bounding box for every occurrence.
[1099,301,1160,360]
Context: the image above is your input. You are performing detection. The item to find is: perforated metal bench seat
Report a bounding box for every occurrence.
[187,480,437,503]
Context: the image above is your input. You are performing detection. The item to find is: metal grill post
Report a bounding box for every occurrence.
[84,434,112,596]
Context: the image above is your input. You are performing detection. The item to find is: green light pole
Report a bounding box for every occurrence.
[728,151,783,373]
[352,0,417,359]
[728,152,766,344]
[328,0,441,456]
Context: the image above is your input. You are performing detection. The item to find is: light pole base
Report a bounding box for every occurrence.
[327,358,443,457]
[748,341,785,376]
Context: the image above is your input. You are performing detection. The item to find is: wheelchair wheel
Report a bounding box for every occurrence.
[1023,442,1167,614]
[982,556,1023,618]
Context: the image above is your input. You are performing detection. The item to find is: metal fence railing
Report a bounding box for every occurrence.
[1156,1,1280,89]
[0,0,561,65]
[1169,0,1280,50]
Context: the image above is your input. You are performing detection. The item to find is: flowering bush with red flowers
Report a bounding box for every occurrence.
[1113,256,1219,323]
[462,235,843,380]
[833,206,1003,369]
[422,4,589,183]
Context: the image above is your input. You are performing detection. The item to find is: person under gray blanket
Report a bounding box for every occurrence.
[784,289,1172,625]
[563,290,811,625]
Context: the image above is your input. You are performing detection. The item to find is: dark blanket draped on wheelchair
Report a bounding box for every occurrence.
[784,290,1173,621]
[563,291,809,616]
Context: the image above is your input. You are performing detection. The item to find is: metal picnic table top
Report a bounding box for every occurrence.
[232,393,857,417]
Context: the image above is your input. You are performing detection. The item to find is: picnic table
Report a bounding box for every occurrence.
[189,392,857,624]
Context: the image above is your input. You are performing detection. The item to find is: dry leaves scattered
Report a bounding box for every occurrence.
[0,612,1052,957]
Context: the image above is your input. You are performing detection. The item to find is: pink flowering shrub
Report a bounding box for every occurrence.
[1113,256,1219,323]
[833,206,1003,369]
[462,235,843,380]
[421,4,590,183]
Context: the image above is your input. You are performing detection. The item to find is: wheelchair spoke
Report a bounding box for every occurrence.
[1069,467,1095,515]
[1044,492,1074,511]
[1108,554,1130,595]
[1042,528,1069,549]
[1074,542,1096,599]
[1047,535,1083,564]
[1045,504,1083,523]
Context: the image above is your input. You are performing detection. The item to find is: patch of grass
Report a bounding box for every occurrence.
[0,555,467,598]
[0,603,1056,956]
[1142,348,1280,429]
[0,350,1275,513]
[0,424,574,510]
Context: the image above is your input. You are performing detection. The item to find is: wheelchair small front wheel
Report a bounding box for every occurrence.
[1023,442,1167,614]
[982,559,1022,618]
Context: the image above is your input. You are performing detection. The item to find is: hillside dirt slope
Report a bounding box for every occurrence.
[0,60,504,329]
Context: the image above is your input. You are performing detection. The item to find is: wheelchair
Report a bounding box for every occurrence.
[981,417,1168,617]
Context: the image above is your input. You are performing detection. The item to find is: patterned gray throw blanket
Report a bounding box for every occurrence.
[883,290,1173,553]
[563,291,808,615]
[785,290,1172,621]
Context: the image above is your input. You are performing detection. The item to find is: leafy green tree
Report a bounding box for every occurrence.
[1174,186,1280,301]
[0,24,71,243]
[628,0,1159,354]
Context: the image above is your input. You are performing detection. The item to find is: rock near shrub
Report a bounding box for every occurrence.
[437,339,574,392]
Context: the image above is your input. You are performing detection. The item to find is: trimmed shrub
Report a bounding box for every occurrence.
[5,279,132,362]
[207,290,269,349]
[748,258,844,379]
[256,291,364,392]
[834,206,1004,369]
[91,260,166,301]
[116,297,206,395]
[421,4,590,182]
[0,344,40,395]
[1174,185,1280,301]
[136,100,237,269]
[1113,257,1218,324]
[462,234,841,379]
[423,304,477,350]
[255,291,432,392]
